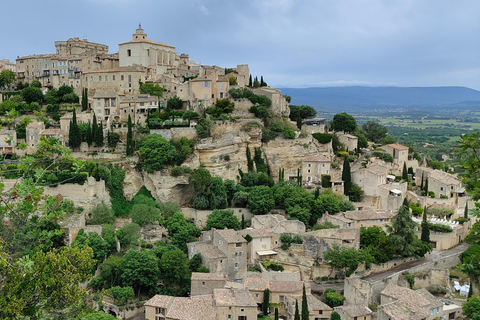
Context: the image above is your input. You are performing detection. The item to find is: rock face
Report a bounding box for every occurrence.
[263,136,333,181]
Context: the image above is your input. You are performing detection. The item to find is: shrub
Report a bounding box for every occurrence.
[87,203,116,225]
[455,217,468,224]
[428,223,452,233]
[312,133,333,144]
[324,289,345,308]
[312,222,339,230]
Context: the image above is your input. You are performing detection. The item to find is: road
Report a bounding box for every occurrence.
[309,242,469,291]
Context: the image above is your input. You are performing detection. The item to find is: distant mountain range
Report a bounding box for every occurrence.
[277,86,480,113]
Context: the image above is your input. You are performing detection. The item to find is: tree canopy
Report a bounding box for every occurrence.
[138,134,177,173]
[332,112,357,133]
[362,121,388,143]
[288,105,316,121]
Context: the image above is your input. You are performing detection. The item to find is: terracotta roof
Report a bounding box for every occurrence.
[303,154,330,162]
[334,304,372,317]
[379,300,426,320]
[343,209,394,221]
[144,294,175,308]
[119,38,175,48]
[269,280,308,293]
[191,272,227,281]
[193,242,227,260]
[244,278,270,291]
[93,89,118,98]
[27,122,45,128]
[286,294,332,312]
[386,143,409,150]
[213,288,257,307]
[381,284,432,308]
[41,129,63,136]
[365,163,388,176]
[237,228,274,239]
[215,229,246,244]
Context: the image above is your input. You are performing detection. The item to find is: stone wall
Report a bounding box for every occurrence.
[251,214,306,234]
[182,207,253,229]
[151,127,197,141]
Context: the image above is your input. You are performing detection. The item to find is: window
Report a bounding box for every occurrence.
[234,262,239,268]
[240,309,244,312]
[202,282,205,285]
[440,187,444,191]
[308,164,311,167]
[155,317,165,320]
[220,83,224,89]
[156,308,166,315]
[238,317,247,320]
[113,75,116,80]
[128,75,132,82]
[307,170,311,173]
[121,75,124,81]
[279,295,285,302]
[202,81,210,88]
[236,242,242,247]
[127,49,131,57]
[227,315,232,319]
[323,246,327,252]
[105,76,107,81]
[99,76,102,81]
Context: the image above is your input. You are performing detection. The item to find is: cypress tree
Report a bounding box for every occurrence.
[420,173,424,190]
[96,121,103,147]
[424,178,429,195]
[92,113,97,144]
[126,114,133,156]
[314,187,320,200]
[301,284,309,320]
[274,307,279,320]
[342,157,351,196]
[262,288,270,315]
[465,203,469,219]
[241,214,245,229]
[86,122,92,146]
[246,145,254,172]
[402,162,408,181]
[81,88,88,111]
[468,281,473,299]
[297,113,302,130]
[402,197,409,207]
[421,209,430,243]
[249,74,253,87]
[68,109,81,150]
[294,299,300,320]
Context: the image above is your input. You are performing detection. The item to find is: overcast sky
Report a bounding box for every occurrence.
[1,0,479,89]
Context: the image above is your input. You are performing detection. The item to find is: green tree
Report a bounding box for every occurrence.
[21,86,43,104]
[248,74,253,87]
[324,289,345,308]
[77,311,118,319]
[116,223,141,248]
[294,298,300,320]
[463,295,480,320]
[121,249,160,294]
[323,243,366,278]
[205,209,241,230]
[139,82,165,98]
[126,114,134,156]
[95,122,104,147]
[389,205,431,258]
[362,121,388,143]
[274,307,279,320]
[353,130,368,149]
[130,203,161,226]
[188,253,202,272]
[330,312,341,320]
[108,286,134,305]
[0,70,16,88]
[288,105,317,121]
[189,168,212,195]
[69,109,81,150]
[159,249,191,289]
[100,255,124,288]
[253,147,267,173]
[301,283,309,320]
[247,185,274,215]
[0,244,95,319]
[262,288,270,315]
[360,226,394,264]
[348,183,363,202]
[87,203,116,225]
[167,96,183,110]
[460,245,480,283]
[402,162,408,181]
[138,134,177,173]
[465,203,469,219]
[421,210,430,244]
[342,157,351,196]
[332,112,357,133]
[208,177,228,209]
[82,88,88,111]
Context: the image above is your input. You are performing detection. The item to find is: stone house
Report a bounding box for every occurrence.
[382,143,409,168]
[213,288,257,320]
[284,294,333,320]
[338,133,358,151]
[377,284,445,320]
[26,122,46,149]
[0,129,16,155]
[191,272,227,297]
[188,228,247,281]
[0,59,16,73]
[83,65,146,95]
[252,86,290,117]
[319,209,395,231]
[333,305,373,320]
[237,228,279,265]
[244,278,309,305]
[302,118,327,135]
[302,154,331,184]
[412,214,470,250]
[352,163,388,196]
[118,94,159,125]
[415,167,462,199]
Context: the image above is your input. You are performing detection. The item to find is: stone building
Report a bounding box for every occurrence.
[338,133,358,151]
[0,129,16,155]
[119,25,177,78]
[377,284,446,320]
[383,143,409,168]
[83,65,147,95]
[144,295,216,320]
[319,209,395,231]
[352,163,388,196]
[284,294,333,320]
[188,228,247,281]
[237,228,279,265]
[302,154,332,184]
[0,59,16,72]
[415,167,463,199]
[191,272,227,297]
[333,305,373,320]
[252,86,290,117]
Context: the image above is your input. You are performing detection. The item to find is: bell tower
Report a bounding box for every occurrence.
[132,23,147,40]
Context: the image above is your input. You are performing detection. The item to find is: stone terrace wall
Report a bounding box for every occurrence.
[182,207,253,229]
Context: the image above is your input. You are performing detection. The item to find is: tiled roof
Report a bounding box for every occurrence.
[343,209,394,221]
[365,163,388,175]
[41,129,63,135]
[215,229,246,243]
[286,294,332,312]
[119,38,175,48]
[191,272,226,281]
[213,288,257,307]
[144,294,175,308]
[380,300,426,320]
[93,89,118,98]
[0,129,16,135]
[386,143,409,150]
[303,154,330,162]
[428,170,460,185]
[193,242,227,260]
[244,278,270,291]
[340,133,357,139]
[167,296,216,320]
[237,228,273,239]
[83,66,146,74]
[27,122,45,128]
[269,280,307,293]
[308,228,355,240]
[381,284,433,308]
[334,304,372,317]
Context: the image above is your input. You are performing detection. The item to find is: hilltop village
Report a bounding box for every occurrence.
[0,26,478,320]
